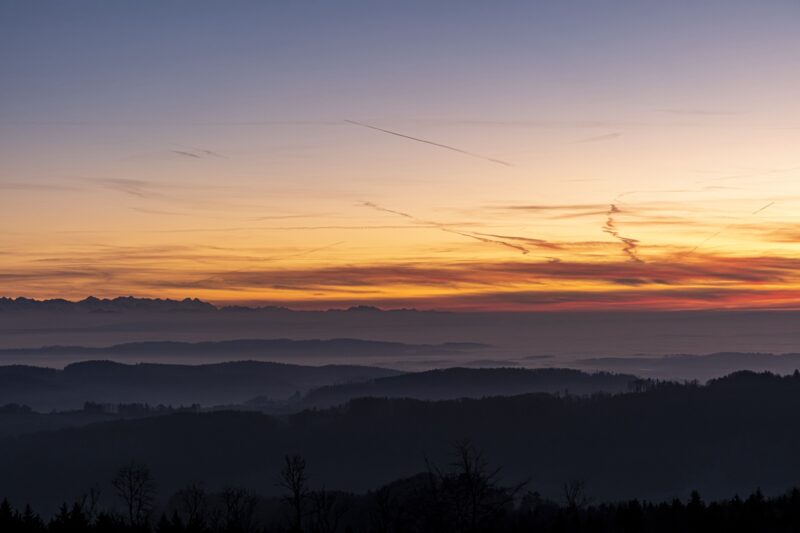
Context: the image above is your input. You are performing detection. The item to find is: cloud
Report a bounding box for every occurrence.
[8,251,800,311]
[131,207,188,216]
[656,108,739,116]
[170,146,227,159]
[492,203,611,212]
[572,132,622,144]
[602,204,642,262]
[0,182,82,192]
[247,214,330,222]
[706,166,800,182]
[85,178,165,200]
[120,255,800,292]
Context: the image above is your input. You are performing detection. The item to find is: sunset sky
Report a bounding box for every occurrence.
[1,1,799,310]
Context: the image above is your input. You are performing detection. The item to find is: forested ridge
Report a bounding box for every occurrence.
[3,370,800,526]
[3,447,800,533]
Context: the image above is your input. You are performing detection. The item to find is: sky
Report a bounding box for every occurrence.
[1,0,799,310]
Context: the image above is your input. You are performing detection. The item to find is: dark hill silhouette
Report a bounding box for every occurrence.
[580,351,800,380]
[0,338,488,367]
[0,366,640,436]
[4,370,800,514]
[0,338,485,358]
[0,360,401,410]
[295,367,636,409]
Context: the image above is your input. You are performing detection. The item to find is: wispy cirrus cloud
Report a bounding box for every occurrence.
[655,108,740,116]
[169,145,228,159]
[6,251,800,311]
[0,182,82,192]
[572,132,622,144]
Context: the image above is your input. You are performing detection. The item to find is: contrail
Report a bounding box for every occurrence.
[686,229,726,255]
[602,204,642,262]
[361,202,419,222]
[361,201,530,255]
[752,201,774,215]
[345,120,513,167]
[471,231,563,250]
[191,241,344,287]
[444,228,529,254]
[686,201,775,255]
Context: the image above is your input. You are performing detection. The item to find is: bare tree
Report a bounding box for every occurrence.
[370,486,399,533]
[310,488,348,533]
[562,479,590,511]
[220,486,258,533]
[112,461,157,528]
[76,486,102,524]
[427,440,527,533]
[175,482,208,531]
[279,454,309,533]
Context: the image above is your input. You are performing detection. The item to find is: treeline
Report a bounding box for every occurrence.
[81,402,201,416]
[3,442,800,533]
[8,370,800,510]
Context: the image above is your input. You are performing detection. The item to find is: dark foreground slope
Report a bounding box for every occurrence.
[2,371,800,513]
[0,360,401,410]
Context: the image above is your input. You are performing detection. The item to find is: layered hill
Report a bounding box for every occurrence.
[0,360,401,410]
[295,367,636,408]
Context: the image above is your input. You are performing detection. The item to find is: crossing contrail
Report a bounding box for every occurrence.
[361,201,530,255]
[686,201,775,255]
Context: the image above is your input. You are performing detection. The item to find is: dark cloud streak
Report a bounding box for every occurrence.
[602,204,642,262]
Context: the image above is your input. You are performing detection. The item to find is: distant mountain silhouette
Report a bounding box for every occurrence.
[294,367,637,409]
[0,296,411,314]
[0,296,217,313]
[0,360,401,410]
[5,370,800,514]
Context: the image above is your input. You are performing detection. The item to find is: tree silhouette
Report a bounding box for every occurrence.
[310,488,349,533]
[424,440,527,532]
[220,486,258,533]
[563,479,590,511]
[112,461,157,529]
[279,455,309,533]
[175,482,209,532]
